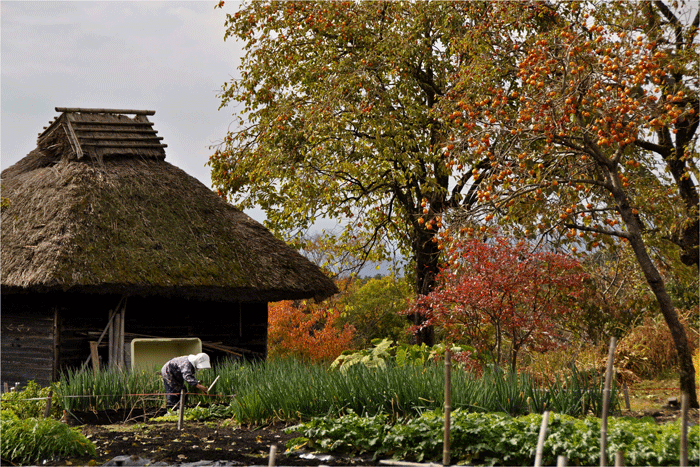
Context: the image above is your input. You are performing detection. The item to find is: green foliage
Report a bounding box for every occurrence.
[185,403,237,422]
[287,411,391,458]
[289,410,700,466]
[331,338,457,372]
[339,275,412,348]
[0,380,61,419]
[0,416,96,465]
[151,403,237,423]
[210,1,499,296]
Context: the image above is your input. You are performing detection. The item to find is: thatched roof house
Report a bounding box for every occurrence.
[1,108,337,386]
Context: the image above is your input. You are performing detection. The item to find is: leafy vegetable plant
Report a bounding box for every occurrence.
[288,410,699,466]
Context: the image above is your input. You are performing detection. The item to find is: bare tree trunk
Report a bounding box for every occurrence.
[622,207,699,408]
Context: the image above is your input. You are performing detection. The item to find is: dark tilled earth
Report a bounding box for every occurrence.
[44,406,698,466]
[52,409,378,466]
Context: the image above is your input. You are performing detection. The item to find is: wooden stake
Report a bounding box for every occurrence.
[622,382,630,411]
[443,348,451,466]
[534,411,550,467]
[614,450,624,467]
[268,445,277,467]
[177,389,185,431]
[681,392,689,467]
[44,390,53,418]
[600,337,617,467]
[557,455,568,467]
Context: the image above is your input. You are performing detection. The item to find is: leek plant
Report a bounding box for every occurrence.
[56,366,162,412]
[56,358,614,424]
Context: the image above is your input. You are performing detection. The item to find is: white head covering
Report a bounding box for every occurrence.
[187,352,211,369]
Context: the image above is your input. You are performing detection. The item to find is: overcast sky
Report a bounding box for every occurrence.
[1,0,258,215]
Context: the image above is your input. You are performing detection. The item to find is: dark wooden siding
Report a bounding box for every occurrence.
[2,292,269,386]
[1,295,56,387]
[122,296,268,362]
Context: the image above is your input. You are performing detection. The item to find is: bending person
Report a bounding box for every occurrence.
[161,353,210,409]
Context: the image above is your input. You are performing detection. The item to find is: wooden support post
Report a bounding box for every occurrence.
[108,312,114,367]
[53,308,60,383]
[120,308,126,367]
[113,310,122,368]
[600,337,617,467]
[681,392,689,467]
[90,342,100,376]
[81,304,119,371]
[622,382,630,411]
[443,348,451,466]
[535,411,550,467]
[107,298,127,368]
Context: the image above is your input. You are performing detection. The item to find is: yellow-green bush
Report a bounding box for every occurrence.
[0,381,95,465]
[0,380,62,419]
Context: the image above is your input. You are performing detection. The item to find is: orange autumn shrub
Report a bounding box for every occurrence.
[268,300,356,363]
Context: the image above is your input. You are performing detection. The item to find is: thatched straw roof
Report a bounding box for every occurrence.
[1,108,338,302]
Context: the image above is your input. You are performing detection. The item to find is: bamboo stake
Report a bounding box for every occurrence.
[208,375,220,393]
[534,410,550,467]
[600,337,617,467]
[681,392,688,467]
[268,445,277,467]
[177,389,185,431]
[443,348,451,466]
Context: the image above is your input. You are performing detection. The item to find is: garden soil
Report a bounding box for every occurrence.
[45,406,698,466]
[51,409,378,466]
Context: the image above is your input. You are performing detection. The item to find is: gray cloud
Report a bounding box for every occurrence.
[2,1,244,194]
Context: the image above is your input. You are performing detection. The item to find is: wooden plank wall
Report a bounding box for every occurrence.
[1,292,269,387]
[1,296,56,387]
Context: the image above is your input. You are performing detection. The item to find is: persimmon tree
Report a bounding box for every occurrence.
[268,299,356,362]
[409,235,588,371]
[441,1,698,405]
[209,1,545,344]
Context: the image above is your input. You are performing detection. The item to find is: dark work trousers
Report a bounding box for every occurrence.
[163,378,188,409]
